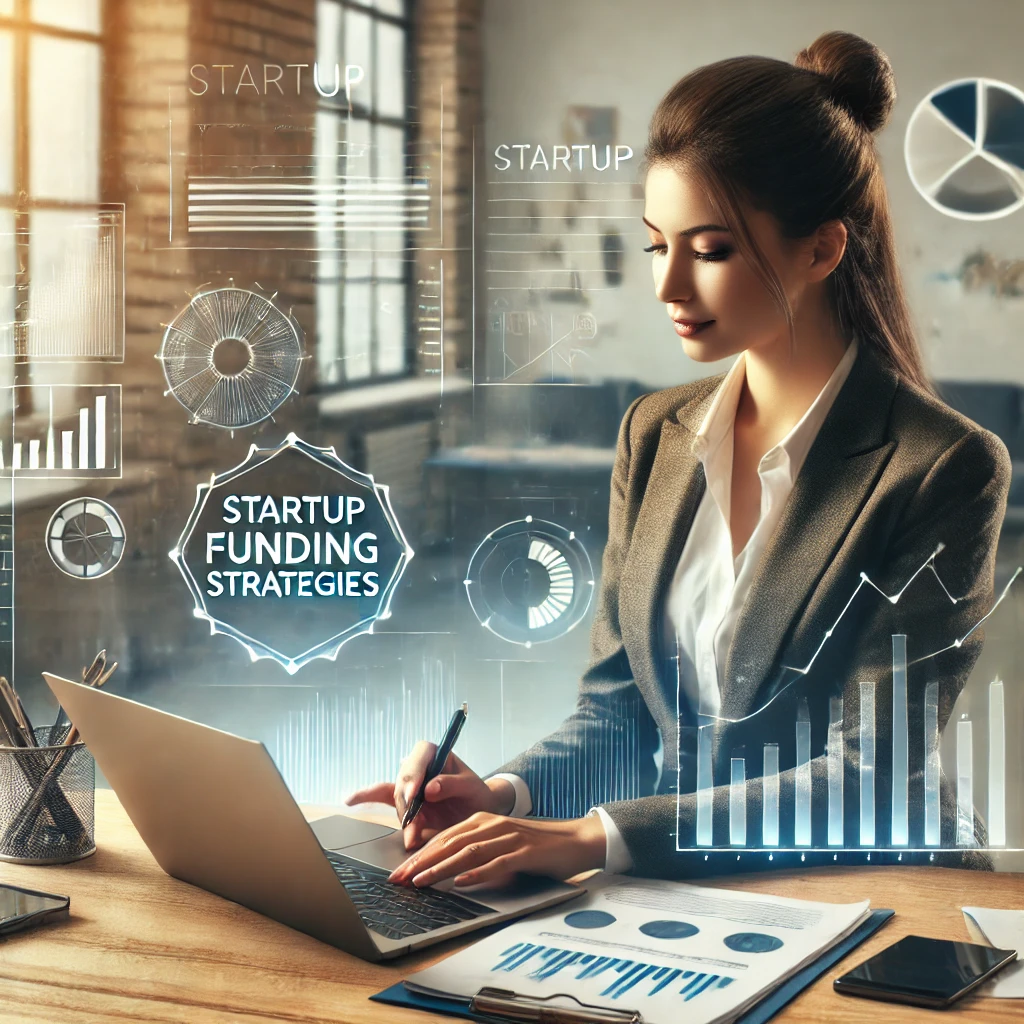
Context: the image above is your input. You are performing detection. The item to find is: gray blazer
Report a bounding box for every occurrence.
[494,342,1011,877]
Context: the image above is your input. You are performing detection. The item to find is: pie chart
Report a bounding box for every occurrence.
[905,78,1024,220]
[46,497,126,579]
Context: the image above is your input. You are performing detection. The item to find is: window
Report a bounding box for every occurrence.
[0,0,103,397]
[315,0,415,388]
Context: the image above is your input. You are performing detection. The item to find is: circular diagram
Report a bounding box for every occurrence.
[723,932,784,954]
[638,920,700,940]
[464,518,594,646]
[905,78,1024,220]
[564,910,616,929]
[46,498,126,579]
[160,287,303,429]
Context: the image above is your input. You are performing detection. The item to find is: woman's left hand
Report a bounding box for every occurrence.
[387,811,607,889]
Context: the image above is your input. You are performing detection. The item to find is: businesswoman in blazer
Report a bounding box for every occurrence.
[349,31,1010,884]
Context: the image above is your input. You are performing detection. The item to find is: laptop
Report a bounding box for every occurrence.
[43,674,582,961]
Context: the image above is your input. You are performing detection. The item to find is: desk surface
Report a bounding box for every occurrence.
[0,789,1021,1023]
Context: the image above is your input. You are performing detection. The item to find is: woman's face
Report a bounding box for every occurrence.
[643,162,815,363]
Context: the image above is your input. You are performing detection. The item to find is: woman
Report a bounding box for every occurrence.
[348,31,1009,885]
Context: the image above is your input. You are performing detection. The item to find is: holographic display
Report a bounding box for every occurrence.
[905,77,1024,220]
[170,434,413,673]
[464,518,594,646]
[45,498,126,580]
[11,0,1024,891]
[160,288,303,430]
[676,552,1023,860]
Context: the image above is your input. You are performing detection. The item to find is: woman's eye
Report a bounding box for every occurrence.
[642,244,731,260]
[694,248,731,262]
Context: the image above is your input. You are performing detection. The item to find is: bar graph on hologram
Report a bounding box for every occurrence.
[0,206,124,362]
[269,657,457,804]
[690,632,1011,851]
[1,385,121,479]
[682,548,1020,853]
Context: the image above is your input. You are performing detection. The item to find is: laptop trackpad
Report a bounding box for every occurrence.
[342,830,412,871]
[309,814,460,891]
[329,825,463,892]
[309,813,396,850]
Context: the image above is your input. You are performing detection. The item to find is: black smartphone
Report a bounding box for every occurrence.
[834,934,1017,1009]
[0,884,69,937]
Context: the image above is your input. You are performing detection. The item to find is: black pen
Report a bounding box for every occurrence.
[401,702,468,829]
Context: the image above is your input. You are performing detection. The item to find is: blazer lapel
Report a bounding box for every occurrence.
[719,344,900,721]
[620,384,719,708]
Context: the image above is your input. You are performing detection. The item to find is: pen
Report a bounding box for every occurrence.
[52,649,107,743]
[0,677,34,747]
[401,702,468,829]
[6,658,118,850]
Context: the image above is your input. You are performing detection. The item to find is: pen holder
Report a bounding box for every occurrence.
[0,727,95,864]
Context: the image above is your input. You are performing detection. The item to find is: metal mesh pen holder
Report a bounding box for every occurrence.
[0,727,95,864]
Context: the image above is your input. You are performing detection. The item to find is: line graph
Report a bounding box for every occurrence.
[708,545,1020,726]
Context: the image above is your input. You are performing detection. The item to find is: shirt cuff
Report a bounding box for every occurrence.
[488,773,533,817]
[590,806,634,874]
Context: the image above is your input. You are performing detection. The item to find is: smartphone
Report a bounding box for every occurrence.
[0,884,69,937]
[834,934,1017,1008]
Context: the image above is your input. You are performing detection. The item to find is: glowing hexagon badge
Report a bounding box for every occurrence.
[170,433,413,673]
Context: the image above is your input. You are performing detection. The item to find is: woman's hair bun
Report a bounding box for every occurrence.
[795,30,896,134]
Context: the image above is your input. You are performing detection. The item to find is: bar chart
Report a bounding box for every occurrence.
[490,942,735,1004]
[685,633,1011,852]
[0,385,121,479]
[0,206,124,362]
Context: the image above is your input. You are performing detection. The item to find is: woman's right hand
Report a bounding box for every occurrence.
[345,742,517,850]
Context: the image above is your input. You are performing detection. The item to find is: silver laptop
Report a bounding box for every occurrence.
[43,674,582,961]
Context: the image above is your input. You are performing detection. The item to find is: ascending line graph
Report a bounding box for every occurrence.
[704,544,1020,725]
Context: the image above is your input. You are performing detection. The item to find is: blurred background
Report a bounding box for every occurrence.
[1,0,1023,862]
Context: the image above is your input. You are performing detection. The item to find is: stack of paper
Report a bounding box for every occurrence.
[963,907,1024,998]
[406,875,871,1024]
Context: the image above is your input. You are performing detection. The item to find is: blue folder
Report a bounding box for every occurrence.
[370,907,894,1023]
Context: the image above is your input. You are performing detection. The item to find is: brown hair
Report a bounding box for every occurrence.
[645,31,932,392]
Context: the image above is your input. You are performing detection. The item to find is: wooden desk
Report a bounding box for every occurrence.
[0,789,1021,1023]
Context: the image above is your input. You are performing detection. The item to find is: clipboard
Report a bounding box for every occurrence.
[370,908,894,1024]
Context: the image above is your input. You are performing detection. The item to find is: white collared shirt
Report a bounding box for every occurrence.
[666,336,859,722]
[496,338,859,873]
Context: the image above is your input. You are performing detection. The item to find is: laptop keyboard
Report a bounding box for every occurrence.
[324,850,495,941]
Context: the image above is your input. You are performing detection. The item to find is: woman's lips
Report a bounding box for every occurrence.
[673,319,714,338]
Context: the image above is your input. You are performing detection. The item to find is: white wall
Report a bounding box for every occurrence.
[482,0,1024,387]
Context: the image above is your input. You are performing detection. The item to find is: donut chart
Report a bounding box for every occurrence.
[905,78,1024,220]
[464,518,594,646]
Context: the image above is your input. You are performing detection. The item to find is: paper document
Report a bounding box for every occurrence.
[962,906,1024,998]
[407,875,870,1024]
